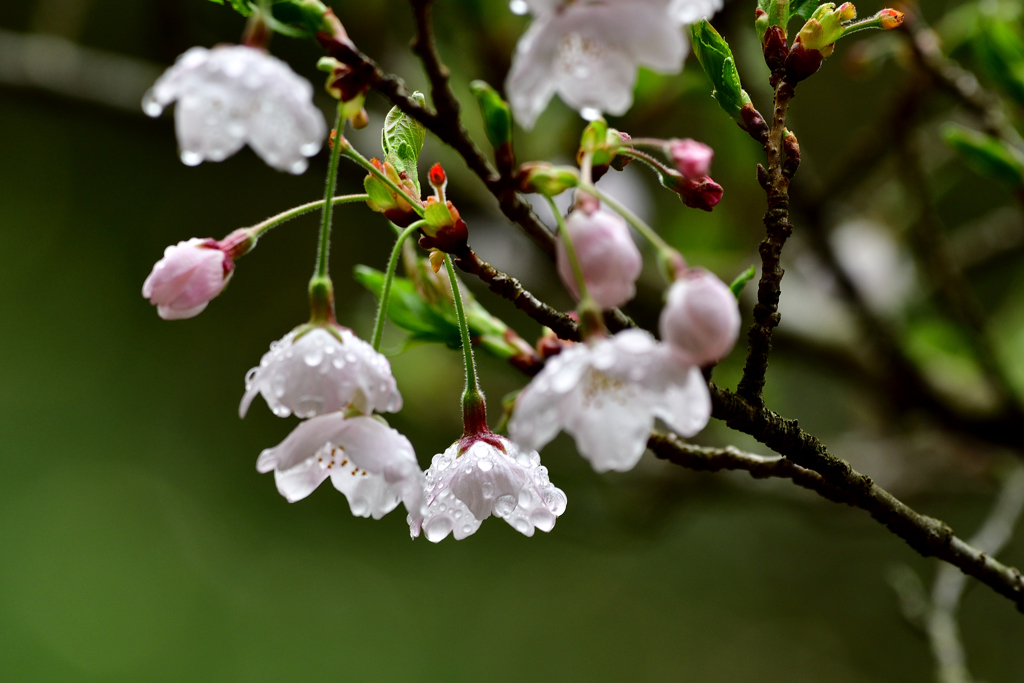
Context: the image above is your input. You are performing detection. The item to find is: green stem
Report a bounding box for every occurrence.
[545,195,590,302]
[443,254,479,394]
[371,220,428,352]
[315,105,347,279]
[580,182,676,257]
[340,144,426,218]
[250,194,369,240]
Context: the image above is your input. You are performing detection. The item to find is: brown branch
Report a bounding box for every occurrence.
[708,383,1024,612]
[736,80,799,407]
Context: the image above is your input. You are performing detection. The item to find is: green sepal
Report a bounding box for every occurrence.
[942,124,1024,186]
[423,201,453,231]
[469,81,513,150]
[690,21,754,124]
[381,93,427,195]
[579,118,622,167]
[364,175,395,211]
[729,266,757,299]
[207,0,253,16]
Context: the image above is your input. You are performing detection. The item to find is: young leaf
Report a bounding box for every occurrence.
[690,21,754,124]
[382,93,427,194]
[207,0,253,16]
[729,266,757,299]
[469,80,513,151]
[942,124,1024,186]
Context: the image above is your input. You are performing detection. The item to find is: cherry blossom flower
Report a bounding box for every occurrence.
[240,325,402,419]
[506,0,720,128]
[142,238,233,320]
[556,206,642,309]
[256,413,423,518]
[143,45,326,174]
[510,329,711,472]
[409,435,567,542]
[659,269,741,365]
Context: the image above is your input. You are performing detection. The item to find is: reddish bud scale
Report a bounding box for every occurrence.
[762,26,789,74]
[740,104,769,143]
[786,41,825,83]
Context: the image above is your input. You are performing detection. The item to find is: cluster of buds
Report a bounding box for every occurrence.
[418,164,469,255]
[578,119,632,181]
[315,10,372,127]
[759,2,905,83]
[364,157,422,227]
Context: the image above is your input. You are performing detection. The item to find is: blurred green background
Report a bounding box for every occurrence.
[2,0,1023,681]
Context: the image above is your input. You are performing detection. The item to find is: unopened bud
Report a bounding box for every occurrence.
[659,269,741,366]
[877,8,904,30]
[662,173,724,212]
[142,238,235,320]
[516,162,579,196]
[428,163,448,198]
[419,198,469,253]
[557,208,642,310]
[668,138,714,180]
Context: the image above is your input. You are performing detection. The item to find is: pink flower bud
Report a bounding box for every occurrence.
[557,207,642,310]
[142,238,232,320]
[659,269,741,365]
[668,139,714,179]
[677,175,724,212]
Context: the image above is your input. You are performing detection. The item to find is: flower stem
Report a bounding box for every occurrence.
[314,105,347,280]
[371,220,428,352]
[250,194,369,240]
[544,195,589,302]
[340,144,426,218]
[580,182,677,258]
[444,255,479,395]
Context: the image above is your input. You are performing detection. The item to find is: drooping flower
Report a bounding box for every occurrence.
[506,0,721,128]
[659,269,741,365]
[143,45,326,174]
[240,325,402,419]
[556,206,643,309]
[668,138,714,180]
[510,329,710,472]
[142,238,233,320]
[256,412,423,518]
[409,434,567,542]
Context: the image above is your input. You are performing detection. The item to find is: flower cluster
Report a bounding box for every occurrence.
[139,1,746,546]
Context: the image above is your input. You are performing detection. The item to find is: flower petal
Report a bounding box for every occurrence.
[652,365,712,438]
[272,449,332,503]
[565,367,655,472]
[255,413,348,473]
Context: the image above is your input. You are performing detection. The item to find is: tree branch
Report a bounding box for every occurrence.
[736,79,799,407]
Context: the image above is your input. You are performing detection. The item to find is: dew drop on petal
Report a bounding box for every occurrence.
[509,0,528,15]
[478,459,493,472]
[530,508,556,532]
[424,516,454,542]
[180,150,203,166]
[481,481,495,499]
[512,517,531,534]
[494,494,516,518]
[303,348,324,366]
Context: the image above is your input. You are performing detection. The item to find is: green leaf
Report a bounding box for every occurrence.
[790,0,820,22]
[469,81,513,150]
[729,266,757,299]
[381,93,427,195]
[354,266,459,346]
[942,124,1024,186]
[207,0,253,16]
[690,21,753,123]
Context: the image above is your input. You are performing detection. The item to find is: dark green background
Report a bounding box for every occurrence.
[1,0,1022,680]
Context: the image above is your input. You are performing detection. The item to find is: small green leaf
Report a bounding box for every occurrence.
[423,201,453,230]
[790,0,820,22]
[207,0,253,16]
[354,266,459,345]
[942,123,1024,186]
[382,93,427,195]
[469,80,513,150]
[729,266,757,299]
[690,21,753,124]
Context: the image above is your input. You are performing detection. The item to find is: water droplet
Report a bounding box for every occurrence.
[512,517,531,534]
[304,348,324,366]
[509,0,528,15]
[516,451,533,467]
[530,508,556,532]
[180,150,203,166]
[494,494,516,518]
[424,516,453,542]
[543,489,567,515]
[141,90,163,117]
[478,459,493,472]
[482,482,495,499]
[518,488,535,508]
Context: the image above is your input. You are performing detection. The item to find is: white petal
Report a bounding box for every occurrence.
[333,416,418,479]
[652,365,712,438]
[448,440,526,520]
[509,347,589,452]
[255,413,348,473]
[564,367,655,472]
[329,460,401,519]
[506,17,560,129]
[272,449,332,503]
[670,0,724,24]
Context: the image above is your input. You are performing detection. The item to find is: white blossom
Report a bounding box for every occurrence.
[556,206,643,309]
[256,413,423,518]
[143,45,326,174]
[240,326,402,419]
[510,329,710,472]
[506,0,720,128]
[409,435,567,542]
